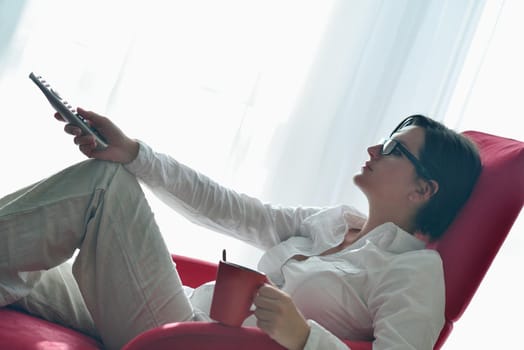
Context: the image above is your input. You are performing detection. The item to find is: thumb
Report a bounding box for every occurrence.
[77,107,105,126]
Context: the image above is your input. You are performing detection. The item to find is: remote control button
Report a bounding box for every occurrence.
[51,88,62,99]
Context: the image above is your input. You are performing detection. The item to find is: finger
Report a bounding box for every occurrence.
[253,297,273,311]
[254,307,275,321]
[257,284,283,298]
[77,107,105,126]
[74,135,96,146]
[256,319,277,334]
[254,294,283,312]
[254,291,276,306]
[64,124,82,136]
[79,143,95,157]
[54,112,65,122]
[254,284,283,307]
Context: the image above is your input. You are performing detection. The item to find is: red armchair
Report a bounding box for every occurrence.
[0,131,522,349]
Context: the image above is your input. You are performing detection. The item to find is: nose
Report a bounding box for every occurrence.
[367,144,382,159]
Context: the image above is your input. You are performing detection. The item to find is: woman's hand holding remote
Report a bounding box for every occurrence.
[56,107,139,164]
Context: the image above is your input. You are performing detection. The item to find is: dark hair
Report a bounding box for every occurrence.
[391,115,482,241]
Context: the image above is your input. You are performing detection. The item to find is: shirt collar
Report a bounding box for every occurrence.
[350,221,426,254]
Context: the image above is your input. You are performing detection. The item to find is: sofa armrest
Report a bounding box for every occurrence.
[123,321,372,350]
[172,254,218,288]
[0,307,102,349]
[122,322,285,350]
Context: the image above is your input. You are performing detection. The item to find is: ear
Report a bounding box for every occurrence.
[414,231,431,244]
[409,179,439,203]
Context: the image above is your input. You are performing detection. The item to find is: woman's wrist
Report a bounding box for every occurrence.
[290,321,311,350]
[123,139,140,164]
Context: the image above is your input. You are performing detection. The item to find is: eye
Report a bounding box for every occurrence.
[390,147,402,157]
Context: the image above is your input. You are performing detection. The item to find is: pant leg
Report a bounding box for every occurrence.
[11,263,100,340]
[0,159,194,350]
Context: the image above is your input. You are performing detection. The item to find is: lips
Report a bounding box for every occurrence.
[363,161,373,171]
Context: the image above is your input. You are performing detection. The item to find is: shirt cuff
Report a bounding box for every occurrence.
[123,140,152,178]
[303,320,349,350]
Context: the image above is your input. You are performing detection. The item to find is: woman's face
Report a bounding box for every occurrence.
[354,125,427,206]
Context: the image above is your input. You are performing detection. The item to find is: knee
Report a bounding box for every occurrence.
[88,160,141,193]
[63,159,137,194]
[81,159,121,174]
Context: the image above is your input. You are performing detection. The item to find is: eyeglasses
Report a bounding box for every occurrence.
[381,138,433,180]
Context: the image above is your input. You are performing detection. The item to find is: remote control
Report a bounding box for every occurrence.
[29,72,109,151]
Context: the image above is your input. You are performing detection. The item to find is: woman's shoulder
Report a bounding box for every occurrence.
[386,247,443,277]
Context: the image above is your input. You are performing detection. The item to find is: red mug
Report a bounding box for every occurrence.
[210,260,268,327]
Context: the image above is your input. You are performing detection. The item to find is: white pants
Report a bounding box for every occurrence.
[0,160,194,349]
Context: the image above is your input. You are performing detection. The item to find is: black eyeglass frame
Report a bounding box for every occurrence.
[381,138,433,180]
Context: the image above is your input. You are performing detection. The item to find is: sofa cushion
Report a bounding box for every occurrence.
[0,308,102,350]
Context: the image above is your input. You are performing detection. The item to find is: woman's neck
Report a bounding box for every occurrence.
[362,206,417,237]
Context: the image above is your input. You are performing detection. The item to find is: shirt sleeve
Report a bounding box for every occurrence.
[124,141,321,249]
[367,251,445,349]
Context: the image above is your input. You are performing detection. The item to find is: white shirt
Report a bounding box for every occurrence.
[125,141,445,350]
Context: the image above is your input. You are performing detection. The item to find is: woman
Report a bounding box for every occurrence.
[0,109,481,349]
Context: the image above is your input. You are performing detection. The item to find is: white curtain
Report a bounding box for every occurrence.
[0,0,487,262]
[0,0,338,264]
[0,0,486,266]
[262,0,486,212]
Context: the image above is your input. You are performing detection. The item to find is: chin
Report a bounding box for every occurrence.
[353,173,365,188]
[353,173,372,198]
